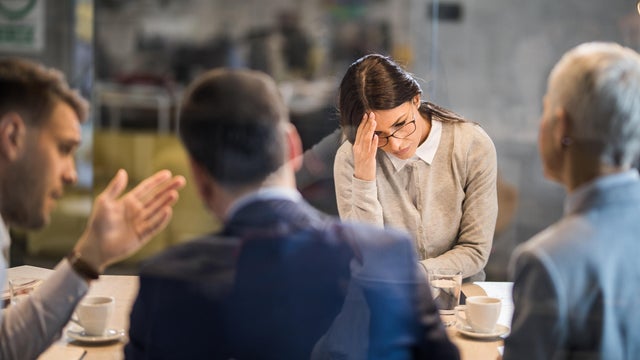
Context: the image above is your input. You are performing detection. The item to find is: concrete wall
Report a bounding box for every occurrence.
[93,0,640,277]
[408,0,637,279]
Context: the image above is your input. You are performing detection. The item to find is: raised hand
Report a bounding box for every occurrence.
[74,169,186,273]
[353,112,378,181]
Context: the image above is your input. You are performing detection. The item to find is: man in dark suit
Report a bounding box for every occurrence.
[125,68,459,359]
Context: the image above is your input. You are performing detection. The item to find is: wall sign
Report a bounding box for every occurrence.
[0,0,44,53]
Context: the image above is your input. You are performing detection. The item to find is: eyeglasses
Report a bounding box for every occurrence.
[376,115,417,148]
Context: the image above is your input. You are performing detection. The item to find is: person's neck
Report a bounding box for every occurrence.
[418,112,432,146]
[563,147,630,192]
[214,168,296,219]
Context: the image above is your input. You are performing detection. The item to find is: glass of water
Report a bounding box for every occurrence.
[428,268,462,327]
[9,277,41,306]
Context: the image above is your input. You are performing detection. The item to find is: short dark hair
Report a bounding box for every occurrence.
[0,58,88,125]
[178,68,289,188]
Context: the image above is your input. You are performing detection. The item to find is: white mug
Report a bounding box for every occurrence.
[455,296,501,333]
[74,296,115,336]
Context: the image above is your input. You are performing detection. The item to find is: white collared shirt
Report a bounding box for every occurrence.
[0,216,10,263]
[386,119,442,172]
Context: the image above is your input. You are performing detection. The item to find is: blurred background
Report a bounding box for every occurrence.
[2,0,639,279]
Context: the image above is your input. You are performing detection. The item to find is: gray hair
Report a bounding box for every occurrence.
[547,42,640,167]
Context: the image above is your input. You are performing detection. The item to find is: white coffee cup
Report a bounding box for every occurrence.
[74,296,115,336]
[455,296,501,333]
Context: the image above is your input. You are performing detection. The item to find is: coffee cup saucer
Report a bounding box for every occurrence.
[456,323,510,339]
[66,328,125,343]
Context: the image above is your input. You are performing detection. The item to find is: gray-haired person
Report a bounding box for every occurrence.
[503,42,640,359]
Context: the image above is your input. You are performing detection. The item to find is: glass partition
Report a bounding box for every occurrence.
[12,0,640,274]
[415,0,638,279]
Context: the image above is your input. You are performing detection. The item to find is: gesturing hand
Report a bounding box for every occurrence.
[74,169,186,272]
[353,112,378,181]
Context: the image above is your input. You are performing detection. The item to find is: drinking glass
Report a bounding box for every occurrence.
[9,277,41,306]
[428,268,462,327]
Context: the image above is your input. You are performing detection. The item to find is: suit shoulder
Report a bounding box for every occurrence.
[331,222,414,255]
[139,234,240,280]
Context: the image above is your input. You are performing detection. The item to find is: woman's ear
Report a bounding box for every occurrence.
[0,112,26,161]
[412,94,421,107]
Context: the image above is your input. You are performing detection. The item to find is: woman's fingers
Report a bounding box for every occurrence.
[366,112,377,153]
[353,112,378,181]
[355,112,376,151]
[355,112,370,146]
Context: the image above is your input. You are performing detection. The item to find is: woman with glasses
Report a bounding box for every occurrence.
[334,54,498,281]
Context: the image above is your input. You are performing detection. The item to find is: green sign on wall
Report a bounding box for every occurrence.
[0,0,43,53]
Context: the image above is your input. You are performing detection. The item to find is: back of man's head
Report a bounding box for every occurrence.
[548,42,640,167]
[0,58,88,125]
[179,68,289,189]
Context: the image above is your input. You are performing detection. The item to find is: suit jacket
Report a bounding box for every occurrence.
[125,197,459,359]
[503,171,640,360]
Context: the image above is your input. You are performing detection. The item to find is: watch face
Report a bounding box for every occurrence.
[68,252,100,280]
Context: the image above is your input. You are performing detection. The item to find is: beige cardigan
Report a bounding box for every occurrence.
[334,120,498,280]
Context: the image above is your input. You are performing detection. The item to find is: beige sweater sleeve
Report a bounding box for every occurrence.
[334,123,498,281]
[421,124,498,280]
[334,141,384,227]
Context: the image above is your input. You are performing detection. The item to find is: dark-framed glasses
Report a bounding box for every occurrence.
[376,116,417,147]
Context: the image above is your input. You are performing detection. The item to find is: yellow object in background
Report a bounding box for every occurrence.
[27,131,219,266]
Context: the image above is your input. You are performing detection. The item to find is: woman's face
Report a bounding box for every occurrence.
[372,98,424,160]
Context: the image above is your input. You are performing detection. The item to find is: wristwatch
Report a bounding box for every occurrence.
[66,250,100,280]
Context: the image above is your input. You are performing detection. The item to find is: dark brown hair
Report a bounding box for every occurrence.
[0,58,88,125]
[179,68,288,188]
[338,54,464,143]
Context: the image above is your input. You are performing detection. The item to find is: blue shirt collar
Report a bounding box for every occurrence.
[0,216,10,262]
[564,170,640,215]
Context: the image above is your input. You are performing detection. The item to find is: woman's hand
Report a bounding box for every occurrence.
[353,112,378,181]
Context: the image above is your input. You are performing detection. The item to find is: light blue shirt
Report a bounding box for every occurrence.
[225,187,302,220]
[505,169,640,360]
[0,216,88,360]
[564,169,639,214]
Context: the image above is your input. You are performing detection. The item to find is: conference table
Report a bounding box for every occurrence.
[452,281,513,360]
[5,265,513,360]
[6,266,136,360]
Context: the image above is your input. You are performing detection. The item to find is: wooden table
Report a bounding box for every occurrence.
[449,281,514,360]
[6,266,138,360]
[6,266,513,360]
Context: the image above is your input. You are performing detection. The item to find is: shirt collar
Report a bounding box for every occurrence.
[225,187,302,220]
[564,170,640,215]
[386,119,442,172]
[0,216,10,262]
